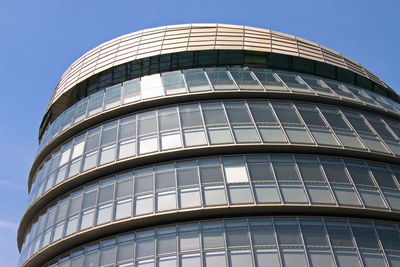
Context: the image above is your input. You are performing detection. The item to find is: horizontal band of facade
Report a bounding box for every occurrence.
[20,209,400,267]
[18,145,400,248]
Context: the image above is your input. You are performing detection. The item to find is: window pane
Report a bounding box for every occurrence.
[335,251,362,267]
[180,254,201,267]
[228,185,253,204]
[80,209,95,230]
[247,162,274,181]
[204,252,226,267]
[224,164,249,183]
[157,235,177,255]
[285,127,313,144]
[332,186,361,206]
[158,108,179,131]
[200,163,223,184]
[253,185,281,203]
[115,199,133,220]
[228,251,252,267]
[157,191,176,212]
[97,204,113,225]
[179,105,203,128]
[184,70,211,92]
[180,188,201,208]
[183,128,207,147]
[232,126,260,143]
[258,126,287,143]
[139,135,158,154]
[136,238,154,258]
[141,74,164,99]
[306,185,335,204]
[308,250,334,267]
[361,252,387,267]
[280,249,308,267]
[161,131,182,150]
[118,140,136,159]
[204,186,227,206]
[358,189,386,209]
[280,184,308,203]
[255,250,280,267]
[135,195,153,215]
[275,221,302,245]
[207,127,233,144]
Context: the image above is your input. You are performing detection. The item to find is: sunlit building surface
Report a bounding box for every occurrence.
[18,24,400,267]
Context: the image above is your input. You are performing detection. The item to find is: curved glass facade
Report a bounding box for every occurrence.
[20,154,400,263]
[19,25,400,267]
[40,217,400,267]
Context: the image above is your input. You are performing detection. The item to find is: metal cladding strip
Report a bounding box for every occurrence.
[48,24,394,111]
[17,144,400,249]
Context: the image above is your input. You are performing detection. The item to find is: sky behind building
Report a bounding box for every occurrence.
[1,0,399,265]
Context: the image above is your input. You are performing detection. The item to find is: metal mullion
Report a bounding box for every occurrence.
[272,71,292,93]
[174,105,184,151]
[341,158,366,209]
[173,162,180,212]
[362,114,396,156]
[244,101,263,143]
[180,70,190,95]
[243,156,257,205]
[225,68,240,91]
[337,108,369,151]
[243,219,256,267]
[364,162,391,211]
[267,155,284,205]
[313,105,343,148]
[222,220,230,267]
[249,68,267,92]
[268,101,290,143]
[271,218,284,267]
[316,156,340,207]
[195,159,205,208]
[219,159,231,208]
[152,166,156,215]
[292,156,312,206]
[347,220,366,267]
[220,101,236,145]
[197,102,212,147]
[321,218,339,267]
[387,166,400,193]
[296,218,312,267]
[203,69,216,92]
[134,114,139,156]
[371,221,391,267]
[291,102,318,146]
[296,74,318,96]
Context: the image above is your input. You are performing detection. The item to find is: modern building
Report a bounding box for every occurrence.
[18,24,400,267]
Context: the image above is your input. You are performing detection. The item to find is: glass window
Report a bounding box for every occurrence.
[158,108,179,131]
[203,186,227,206]
[98,183,114,204]
[83,151,98,171]
[253,184,281,203]
[297,105,326,126]
[228,251,253,267]
[204,252,226,267]
[206,69,237,90]
[296,159,325,182]
[224,102,252,124]
[280,184,308,203]
[332,186,361,206]
[65,215,78,236]
[300,221,328,246]
[224,164,249,183]
[229,68,262,90]
[202,224,224,249]
[155,166,175,190]
[334,130,365,149]
[180,254,201,267]
[308,250,334,267]
[284,126,314,144]
[100,245,116,266]
[248,102,278,123]
[179,105,203,128]
[255,249,280,267]
[118,139,136,159]
[119,118,136,141]
[139,135,158,154]
[136,238,154,258]
[272,158,299,181]
[321,160,350,183]
[335,251,362,267]
[157,191,177,212]
[207,126,233,144]
[177,161,199,186]
[306,185,335,204]
[179,227,200,251]
[361,252,387,267]
[183,128,207,147]
[258,126,287,143]
[247,162,274,181]
[200,159,222,184]
[272,102,302,124]
[253,70,286,91]
[280,249,308,267]
[250,221,275,246]
[101,124,118,146]
[141,74,164,99]
[160,131,182,150]
[275,221,302,245]
[309,127,340,146]
[161,71,186,95]
[158,257,176,267]
[122,78,140,103]
[115,199,133,220]
[183,69,211,92]
[346,163,375,186]
[325,221,354,247]
[321,109,351,130]
[97,204,113,225]
[358,189,387,209]
[226,226,250,247]
[135,195,154,215]
[228,185,253,204]
[100,144,116,165]
[370,166,398,189]
[135,171,153,194]
[180,188,201,208]
[202,103,228,126]
[82,189,97,210]
[232,126,260,143]
[68,158,82,177]
[157,234,177,255]
[117,238,134,263]
[351,223,379,249]
[375,224,400,250]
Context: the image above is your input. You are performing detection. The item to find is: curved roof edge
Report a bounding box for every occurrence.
[47,23,396,111]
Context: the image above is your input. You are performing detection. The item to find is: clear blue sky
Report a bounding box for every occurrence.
[1,0,399,265]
